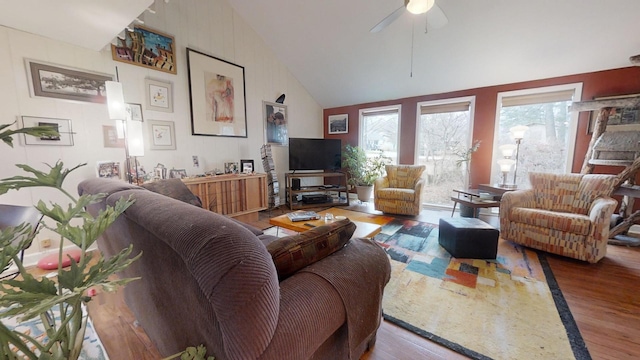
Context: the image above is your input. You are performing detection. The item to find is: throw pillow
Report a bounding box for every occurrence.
[267,218,356,280]
[141,178,203,208]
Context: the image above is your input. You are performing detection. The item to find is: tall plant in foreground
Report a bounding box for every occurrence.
[0,123,140,359]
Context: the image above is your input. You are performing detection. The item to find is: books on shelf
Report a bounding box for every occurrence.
[287,211,321,222]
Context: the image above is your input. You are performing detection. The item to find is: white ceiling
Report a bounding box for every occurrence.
[227,0,640,108]
[0,0,153,51]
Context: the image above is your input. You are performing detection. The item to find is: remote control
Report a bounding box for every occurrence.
[304,223,316,227]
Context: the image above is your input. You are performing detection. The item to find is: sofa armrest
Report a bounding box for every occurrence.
[499,189,535,230]
[586,196,618,253]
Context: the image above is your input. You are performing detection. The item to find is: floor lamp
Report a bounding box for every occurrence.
[509,125,529,187]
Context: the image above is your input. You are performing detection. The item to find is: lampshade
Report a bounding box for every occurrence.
[405,0,435,14]
[105,81,127,120]
[509,125,529,140]
[499,144,517,158]
[127,120,145,157]
[497,158,516,172]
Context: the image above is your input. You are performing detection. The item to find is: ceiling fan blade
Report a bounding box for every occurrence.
[370,5,405,33]
[426,3,448,29]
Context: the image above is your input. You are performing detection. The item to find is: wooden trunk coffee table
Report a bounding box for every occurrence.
[269,208,393,239]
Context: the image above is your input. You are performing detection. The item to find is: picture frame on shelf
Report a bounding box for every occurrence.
[224,162,239,174]
[588,93,640,133]
[148,120,176,150]
[25,59,113,103]
[186,48,247,138]
[328,114,348,134]
[21,116,74,146]
[240,159,254,174]
[126,103,144,121]
[102,125,124,148]
[96,161,121,179]
[263,101,288,145]
[111,25,176,75]
[169,169,188,179]
[154,163,167,179]
[145,79,173,112]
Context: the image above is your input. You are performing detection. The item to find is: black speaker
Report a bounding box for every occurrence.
[292,178,301,190]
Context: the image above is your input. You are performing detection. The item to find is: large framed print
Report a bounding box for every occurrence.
[264,101,288,145]
[186,48,247,138]
[25,59,113,103]
[588,93,640,133]
[111,25,176,75]
[21,116,74,146]
[148,120,176,150]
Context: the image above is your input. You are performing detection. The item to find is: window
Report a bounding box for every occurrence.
[359,106,400,164]
[492,84,582,188]
[416,97,474,206]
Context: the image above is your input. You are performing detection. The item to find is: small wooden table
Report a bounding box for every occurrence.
[269,208,391,238]
[450,189,501,217]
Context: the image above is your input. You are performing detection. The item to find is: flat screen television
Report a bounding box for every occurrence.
[289,138,342,171]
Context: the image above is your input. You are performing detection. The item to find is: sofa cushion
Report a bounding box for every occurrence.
[510,207,591,236]
[376,188,415,201]
[141,178,202,208]
[266,219,356,280]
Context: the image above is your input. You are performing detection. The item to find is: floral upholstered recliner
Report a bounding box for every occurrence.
[499,172,618,263]
[374,165,426,216]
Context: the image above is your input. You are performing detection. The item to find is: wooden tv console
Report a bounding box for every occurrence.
[182,173,268,222]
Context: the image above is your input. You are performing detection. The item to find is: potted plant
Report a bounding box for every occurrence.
[0,122,140,359]
[454,140,481,217]
[341,144,388,202]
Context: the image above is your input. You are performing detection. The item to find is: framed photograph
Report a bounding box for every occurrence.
[588,93,640,133]
[145,79,173,112]
[111,25,176,75]
[25,59,113,103]
[264,101,288,145]
[148,120,176,150]
[126,103,144,121]
[154,163,167,179]
[328,114,348,134]
[224,162,239,174]
[96,161,121,179]
[186,48,247,138]
[240,159,254,174]
[169,169,188,179]
[102,125,124,148]
[21,116,74,146]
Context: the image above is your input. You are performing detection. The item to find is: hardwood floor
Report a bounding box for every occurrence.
[24,205,640,359]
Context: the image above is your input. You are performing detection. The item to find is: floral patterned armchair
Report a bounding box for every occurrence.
[499,172,618,263]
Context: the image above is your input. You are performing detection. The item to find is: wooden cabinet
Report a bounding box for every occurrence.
[285,172,349,210]
[182,173,267,222]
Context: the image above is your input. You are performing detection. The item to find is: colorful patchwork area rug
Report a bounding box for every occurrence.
[374,218,590,360]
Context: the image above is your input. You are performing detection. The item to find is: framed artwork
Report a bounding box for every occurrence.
[148,120,176,150]
[21,116,74,146]
[169,169,188,179]
[145,79,173,112]
[126,103,144,121]
[186,48,247,138]
[111,25,176,75]
[224,162,239,174]
[263,101,288,145]
[328,114,348,134]
[25,59,113,103]
[588,93,640,133]
[102,125,124,148]
[240,159,254,174]
[96,161,121,179]
[154,163,167,179]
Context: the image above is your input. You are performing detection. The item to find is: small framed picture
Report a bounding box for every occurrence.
[154,163,167,179]
[21,116,74,146]
[97,161,121,179]
[264,101,288,145]
[169,169,188,179]
[126,103,144,121]
[240,159,254,174]
[145,78,173,112]
[328,114,348,134]
[148,120,176,150]
[102,125,124,148]
[224,162,239,174]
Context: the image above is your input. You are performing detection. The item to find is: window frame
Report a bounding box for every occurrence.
[358,104,402,164]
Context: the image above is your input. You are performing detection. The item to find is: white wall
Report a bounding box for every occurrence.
[0,0,323,261]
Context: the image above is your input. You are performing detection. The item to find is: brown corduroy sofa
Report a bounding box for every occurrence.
[78,178,391,359]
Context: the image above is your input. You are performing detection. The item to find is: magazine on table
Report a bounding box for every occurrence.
[287,211,321,222]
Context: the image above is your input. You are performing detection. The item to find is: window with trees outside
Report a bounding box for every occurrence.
[359,106,400,165]
[492,84,582,188]
[416,97,474,206]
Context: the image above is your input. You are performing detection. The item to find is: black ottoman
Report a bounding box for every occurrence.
[438,217,499,259]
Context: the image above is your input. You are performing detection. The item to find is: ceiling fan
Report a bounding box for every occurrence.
[370,0,448,33]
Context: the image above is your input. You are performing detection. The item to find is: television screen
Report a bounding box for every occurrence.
[289,138,342,171]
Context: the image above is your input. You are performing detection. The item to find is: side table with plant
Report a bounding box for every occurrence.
[341,144,389,202]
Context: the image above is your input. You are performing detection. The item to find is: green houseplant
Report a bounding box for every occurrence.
[341,144,388,202]
[0,122,140,359]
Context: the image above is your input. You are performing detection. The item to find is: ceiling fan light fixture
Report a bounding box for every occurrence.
[405,0,435,15]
